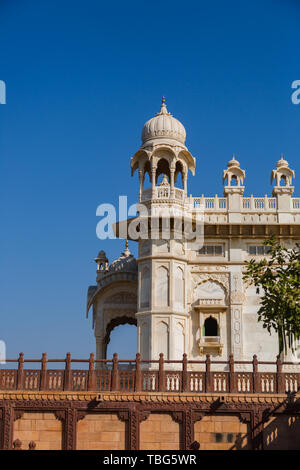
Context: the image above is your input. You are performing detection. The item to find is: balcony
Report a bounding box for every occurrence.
[141,187,185,203]
[198,336,223,356]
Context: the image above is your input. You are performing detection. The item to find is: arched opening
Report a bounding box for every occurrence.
[104,316,137,359]
[175,161,184,188]
[156,158,170,184]
[143,161,151,189]
[204,316,219,337]
[280,175,287,186]
[230,175,238,186]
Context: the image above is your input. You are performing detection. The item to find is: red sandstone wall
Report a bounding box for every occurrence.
[76,413,126,450]
[140,413,181,450]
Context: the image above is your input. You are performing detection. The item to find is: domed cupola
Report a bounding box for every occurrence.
[131,98,196,202]
[109,240,137,273]
[141,97,186,146]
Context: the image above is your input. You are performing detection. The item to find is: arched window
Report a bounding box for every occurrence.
[204,316,219,337]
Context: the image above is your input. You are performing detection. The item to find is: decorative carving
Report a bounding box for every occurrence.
[2,406,13,450]
[13,410,24,421]
[230,291,245,304]
[192,411,205,423]
[138,410,151,423]
[28,441,36,450]
[105,293,137,304]
[64,407,76,450]
[12,439,22,450]
[54,410,65,422]
[129,409,139,450]
[0,396,298,450]
[76,411,86,422]
[239,412,251,424]
[184,408,193,450]
[252,407,263,450]
[192,273,229,301]
[117,410,129,422]
[171,411,183,423]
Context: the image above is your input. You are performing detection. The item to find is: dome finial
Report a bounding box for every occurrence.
[123,239,131,257]
[159,95,168,115]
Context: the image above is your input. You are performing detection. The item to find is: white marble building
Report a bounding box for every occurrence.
[87,98,300,367]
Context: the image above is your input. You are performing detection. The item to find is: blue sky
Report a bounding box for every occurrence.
[0,0,299,362]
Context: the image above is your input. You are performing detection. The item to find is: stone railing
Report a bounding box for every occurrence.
[193,196,227,211]
[292,198,300,210]
[192,195,300,213]
[141,187,185,203]
[1,352,299,394]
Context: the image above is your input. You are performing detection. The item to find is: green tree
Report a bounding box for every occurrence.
[243,236,300,354]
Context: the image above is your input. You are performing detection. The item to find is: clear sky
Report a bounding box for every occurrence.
[0,0,299,361]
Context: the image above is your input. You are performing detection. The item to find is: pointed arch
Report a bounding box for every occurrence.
[156,266,169,307]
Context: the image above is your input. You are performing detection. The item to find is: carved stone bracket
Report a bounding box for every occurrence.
[192,410,205,423]
[13,410,24,421]
[239,412,251,424]
[117,410,129,422]
[171,411,183,424]
[76,410,86,422]
[138,410,150,423]
[54,410,66,422]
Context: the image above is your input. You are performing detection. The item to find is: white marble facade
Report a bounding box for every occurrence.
[87,99,300,367]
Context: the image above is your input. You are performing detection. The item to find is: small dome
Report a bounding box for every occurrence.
[109,241,137,273]
[276,154,289,168]
[227,154,240,168]
[95,250,107,260]
[141,97,186,145]
[109,253,137,273]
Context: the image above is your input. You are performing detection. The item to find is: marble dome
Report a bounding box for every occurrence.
[141,97,186,145]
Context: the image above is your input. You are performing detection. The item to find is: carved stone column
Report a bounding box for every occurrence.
[170,167,175,199]
[230,272,245,361]
[151,165,157,198]
[55,408,76,450]
[2,405,13,449]
[251,407,264,450]
[138,169,144,202]
[183,407,193,450]
[183,172,187,196]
